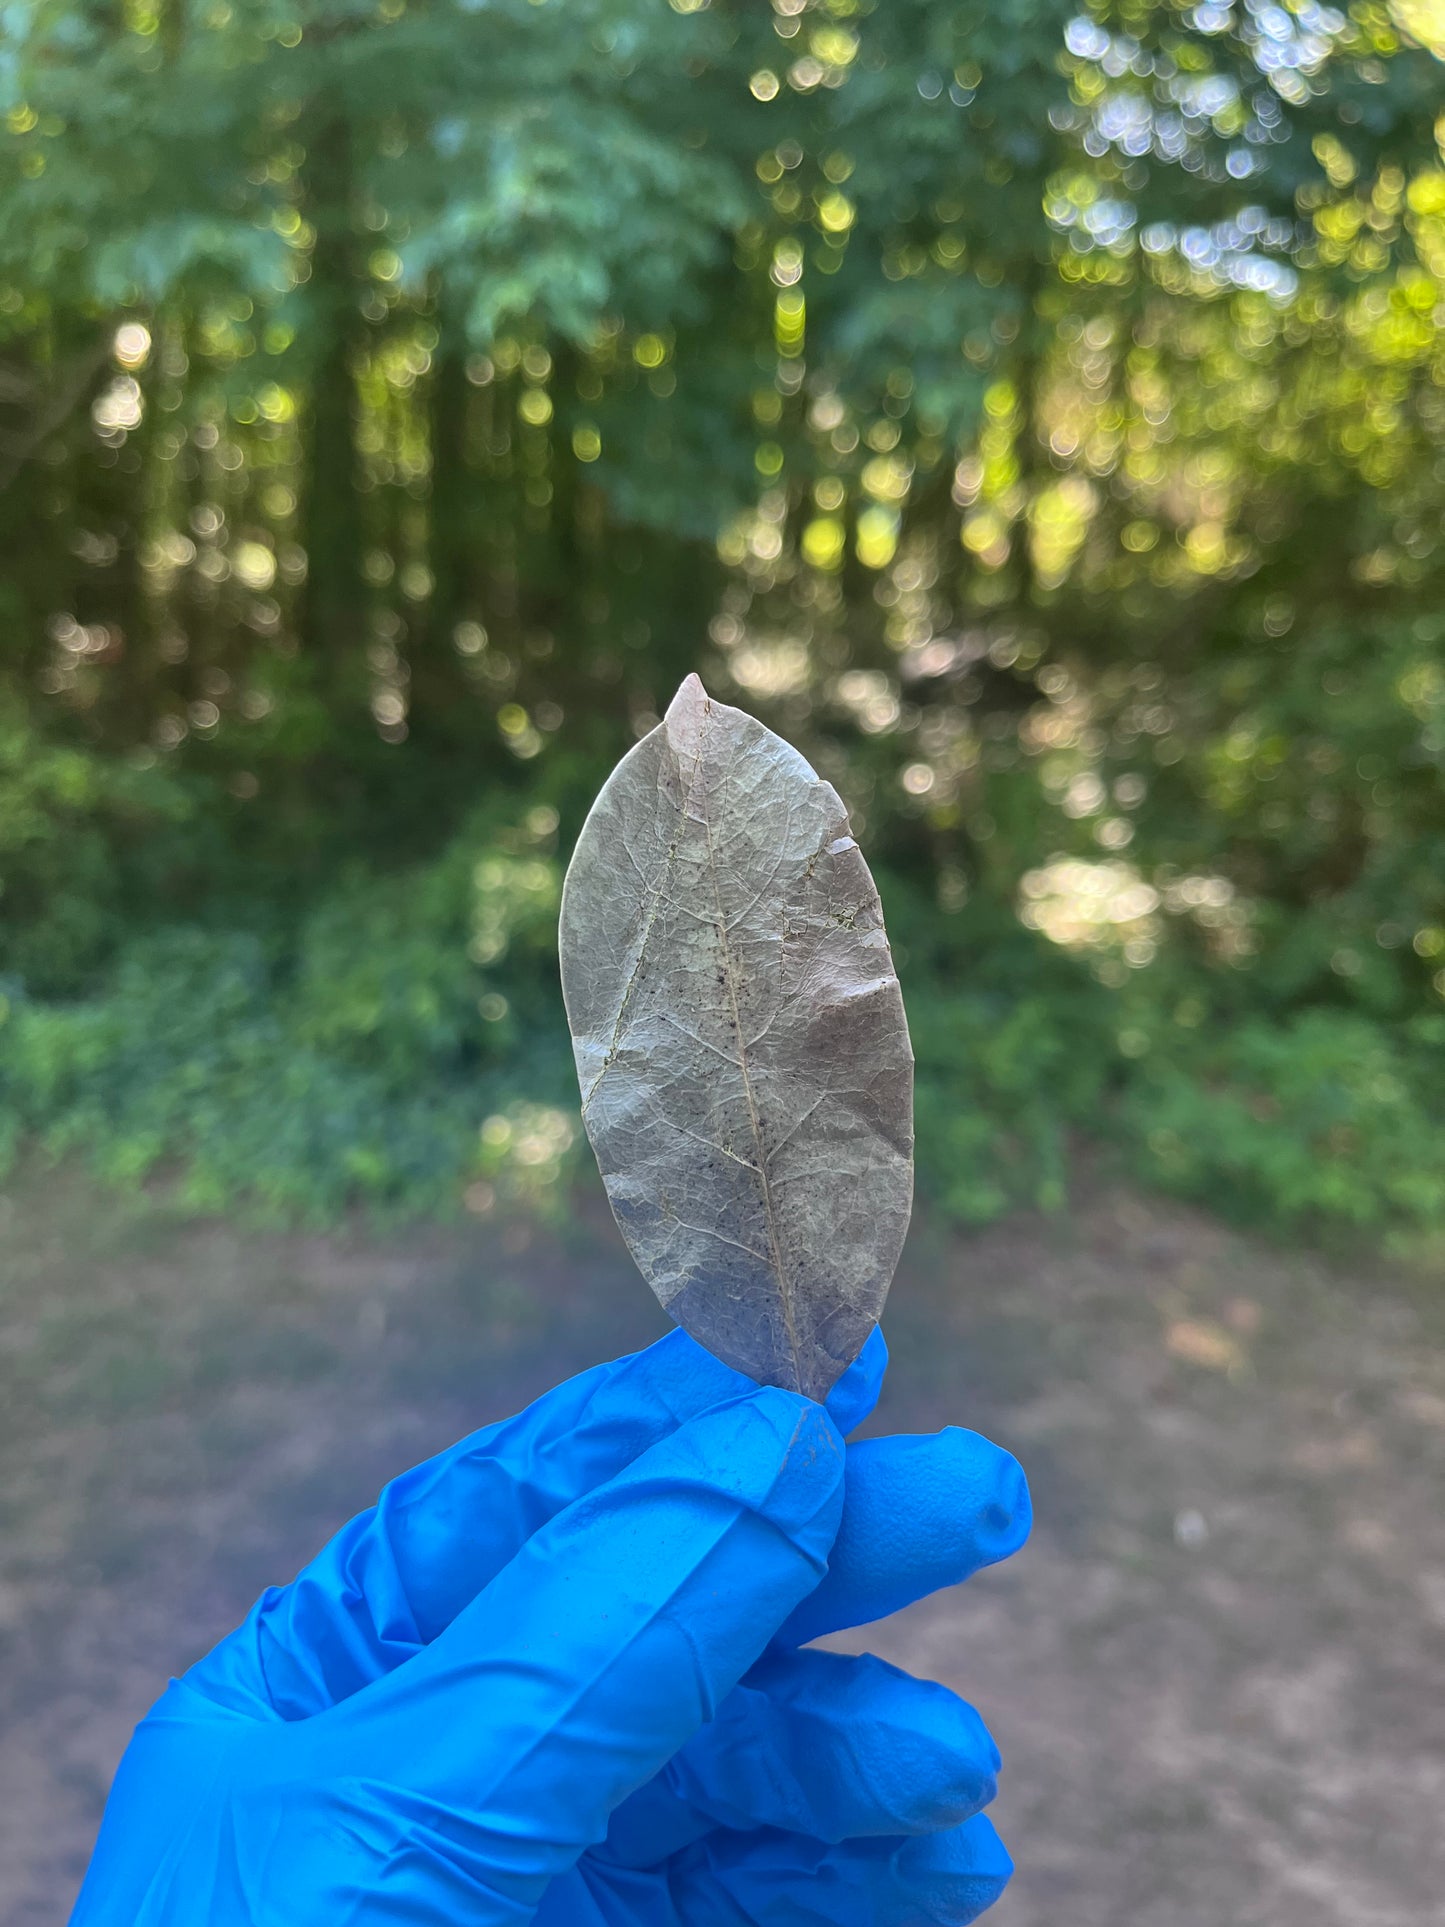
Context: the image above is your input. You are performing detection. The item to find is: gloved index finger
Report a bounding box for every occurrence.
[775,1425,1031,1649]
[185,1322,887,1721]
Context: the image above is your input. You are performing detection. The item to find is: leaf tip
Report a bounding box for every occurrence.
[665,673,712,757]
[668,672,710,717]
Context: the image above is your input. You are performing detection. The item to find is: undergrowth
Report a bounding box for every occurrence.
[3,797,1442,1260]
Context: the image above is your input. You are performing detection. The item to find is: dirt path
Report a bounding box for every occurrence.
[2,1174,1443,1924]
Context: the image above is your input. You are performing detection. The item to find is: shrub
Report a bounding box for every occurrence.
[1123,1009,1445,1243]
[0,808,576,1223]
[2,811,1443,1258]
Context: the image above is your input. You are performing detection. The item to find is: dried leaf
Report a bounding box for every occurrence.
[559,674,913,1400]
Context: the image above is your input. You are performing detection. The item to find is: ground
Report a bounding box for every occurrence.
[3,1169,1444,1925]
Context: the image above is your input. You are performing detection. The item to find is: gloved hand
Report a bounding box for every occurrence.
[70,1325,1030,1926]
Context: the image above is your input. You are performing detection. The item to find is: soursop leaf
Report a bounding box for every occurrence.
[559,674,913,1400]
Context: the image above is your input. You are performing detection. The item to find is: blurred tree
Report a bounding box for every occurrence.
[0,0,1442,1236]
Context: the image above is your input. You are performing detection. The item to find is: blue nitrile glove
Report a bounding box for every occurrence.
[70,1325,1030,1927]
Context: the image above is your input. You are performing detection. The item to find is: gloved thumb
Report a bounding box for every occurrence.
[273,1387,845,1919]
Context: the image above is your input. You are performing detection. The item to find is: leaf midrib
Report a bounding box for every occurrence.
[688,700,805,1393]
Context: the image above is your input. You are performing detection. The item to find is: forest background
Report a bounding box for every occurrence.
[2,0,1444,1256]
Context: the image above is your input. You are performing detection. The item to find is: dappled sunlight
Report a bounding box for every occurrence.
[1018,856,1256,982]
[3,15,1445,1918]
[0,0,1442,1239]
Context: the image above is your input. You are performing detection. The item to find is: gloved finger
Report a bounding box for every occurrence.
[605,1648,999,1867]
[292,1387,846,1916]
[670,1812,1014,1926]
[531,1863,664,1927]
[186,1324,885,1719]
[776,1427,1030,1648]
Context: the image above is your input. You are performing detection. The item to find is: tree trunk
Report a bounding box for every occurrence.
[296,113,365,682]
[424,327,471,664]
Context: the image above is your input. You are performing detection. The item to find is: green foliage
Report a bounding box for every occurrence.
[1124,1009,1445,1241]
[2,789,1443,1247]
[913,989,1098,1223]
[0,704,191,992]
[0,2,1443,1252]
[0,809,576,1222]
[883,881,1108,1221]
[905,889,1445,1248]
